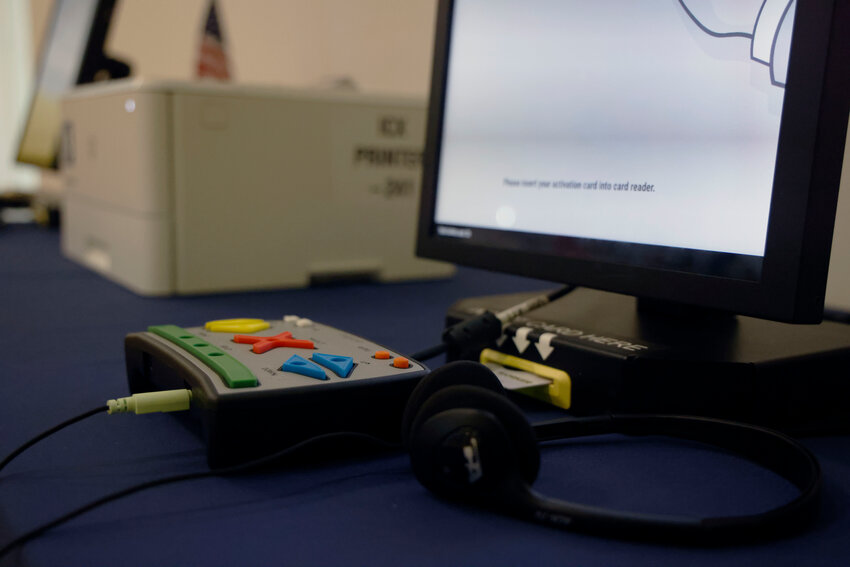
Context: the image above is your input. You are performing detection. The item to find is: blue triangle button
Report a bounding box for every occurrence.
[311,353,355,378]
[282,355,327,380]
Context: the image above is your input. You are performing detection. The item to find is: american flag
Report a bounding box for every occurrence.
[196,0,231,80]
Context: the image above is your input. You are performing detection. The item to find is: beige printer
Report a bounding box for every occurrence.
[60,80,453,295]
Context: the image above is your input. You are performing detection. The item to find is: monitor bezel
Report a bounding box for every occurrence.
[417,0,850,323]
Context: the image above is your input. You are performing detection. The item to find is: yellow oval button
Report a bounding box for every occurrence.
[204,318,270,333]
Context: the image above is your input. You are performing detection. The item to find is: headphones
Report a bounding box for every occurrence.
[401,361,821,545]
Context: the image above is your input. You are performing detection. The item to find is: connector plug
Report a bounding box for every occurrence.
[107,390,193,415]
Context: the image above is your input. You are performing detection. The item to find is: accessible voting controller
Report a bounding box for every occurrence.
[125,317,428,466]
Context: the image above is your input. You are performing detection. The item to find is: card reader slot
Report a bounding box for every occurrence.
[480,348,572,409]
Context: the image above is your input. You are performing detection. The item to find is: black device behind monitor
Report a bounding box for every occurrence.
[417,0,850,429]
[16,0,130,169]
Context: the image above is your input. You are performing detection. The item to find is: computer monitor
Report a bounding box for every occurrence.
[417,0,850,324]
[16,0,129,169]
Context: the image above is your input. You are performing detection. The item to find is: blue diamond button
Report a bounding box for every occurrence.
[311,353,355,378]
[282,355,327,380]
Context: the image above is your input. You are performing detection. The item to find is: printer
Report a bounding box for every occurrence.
[60,80,453,295]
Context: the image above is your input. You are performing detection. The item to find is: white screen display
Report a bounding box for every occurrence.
[434,0,797,257]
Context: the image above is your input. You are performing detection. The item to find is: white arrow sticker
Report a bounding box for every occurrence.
[512,327,532,354]
[535,332,557,360]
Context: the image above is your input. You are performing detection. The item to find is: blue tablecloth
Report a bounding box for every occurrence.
[1,224,848,566]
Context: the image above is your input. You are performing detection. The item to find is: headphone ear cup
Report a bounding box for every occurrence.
[401,361,505,445]
[410,407,517,502]
[409,385,540,487]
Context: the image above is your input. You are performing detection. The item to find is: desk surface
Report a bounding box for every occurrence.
[1,224,849,566]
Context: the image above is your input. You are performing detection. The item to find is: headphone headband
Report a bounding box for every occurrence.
[534,414,819,491]
[406,362,822,545]
[524,414,821,543]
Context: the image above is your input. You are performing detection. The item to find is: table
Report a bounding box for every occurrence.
[1,224,848,566]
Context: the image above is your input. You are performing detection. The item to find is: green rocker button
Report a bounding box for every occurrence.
[148,324,258,388]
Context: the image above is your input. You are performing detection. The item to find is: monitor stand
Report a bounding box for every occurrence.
[445,288,850,433]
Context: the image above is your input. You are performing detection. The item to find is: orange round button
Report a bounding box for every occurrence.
[374,350,391,360]
[392,357,410,369]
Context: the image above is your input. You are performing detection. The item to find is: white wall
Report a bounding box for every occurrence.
[17,0,436,194]
[826,129,850,311]
[9,0,436,192]
[0,0,40,190]
[102,0,436,96]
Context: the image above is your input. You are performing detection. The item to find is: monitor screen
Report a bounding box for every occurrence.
[418,0,850,322]
[16,0,125,168]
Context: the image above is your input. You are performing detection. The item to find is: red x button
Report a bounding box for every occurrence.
[233,331,315,354]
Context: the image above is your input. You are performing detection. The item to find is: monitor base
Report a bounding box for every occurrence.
[445,288,850,433]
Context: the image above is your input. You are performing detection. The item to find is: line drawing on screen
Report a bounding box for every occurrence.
[678,0,796,87]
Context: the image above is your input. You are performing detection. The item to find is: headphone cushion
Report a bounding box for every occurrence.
[401,361,505,444]
[410,384,540,484]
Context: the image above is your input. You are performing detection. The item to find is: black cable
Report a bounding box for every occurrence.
[543,284,576,303]
[0,406,108,475]
[410,342,448,361]
[411,285,577,362]
[0,431,399,561]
